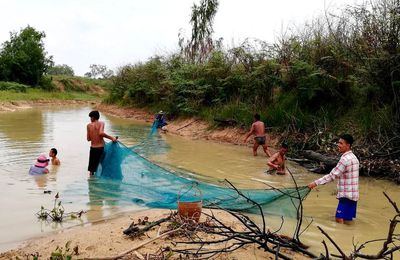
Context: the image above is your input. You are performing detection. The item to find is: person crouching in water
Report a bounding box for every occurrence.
[155,110,168,133]
[267,143,289,175]
[29,154,50,175]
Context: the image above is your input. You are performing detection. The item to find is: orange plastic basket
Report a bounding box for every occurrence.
[177,184,202,222]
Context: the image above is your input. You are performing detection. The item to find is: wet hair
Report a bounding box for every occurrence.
[254,114,261,121]
[281,142,289,149]
[50,148,58,156]
[340,134,354,146]
[89,110,100,120]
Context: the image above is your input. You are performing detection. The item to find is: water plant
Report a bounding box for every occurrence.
[36,192,85,222]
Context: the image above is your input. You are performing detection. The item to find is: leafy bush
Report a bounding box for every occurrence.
[0,81,29,92]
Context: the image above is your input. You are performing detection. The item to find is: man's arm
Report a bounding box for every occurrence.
[101,132,118,142]
[99,122,118,142]
[308,158,347,188]
[86,124,91,141]
[243,124,255,142]
[267,153,279,169]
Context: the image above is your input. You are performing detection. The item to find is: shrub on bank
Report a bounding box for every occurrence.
[0,81,29,92]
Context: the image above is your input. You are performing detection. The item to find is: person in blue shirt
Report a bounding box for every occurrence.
[155,111,168,132]
[29,154,49,175]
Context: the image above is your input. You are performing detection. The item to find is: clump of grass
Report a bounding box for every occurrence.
[0,88,100,101]
[0,81,29,92]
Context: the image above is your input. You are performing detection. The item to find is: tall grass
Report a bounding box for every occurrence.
[0,89,100,101]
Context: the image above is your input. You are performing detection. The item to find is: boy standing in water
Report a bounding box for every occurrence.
[49,148,60,165]
[243,114,272,157]
[308,134,359,224]
[87,110,118,176]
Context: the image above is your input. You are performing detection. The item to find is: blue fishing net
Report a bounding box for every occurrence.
[95,141,310,217]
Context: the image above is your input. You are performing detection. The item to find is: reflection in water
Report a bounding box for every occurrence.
[0,109,44,142]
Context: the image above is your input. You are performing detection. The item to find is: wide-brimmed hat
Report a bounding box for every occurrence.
[35,154,49,168]
[158,110,164,114]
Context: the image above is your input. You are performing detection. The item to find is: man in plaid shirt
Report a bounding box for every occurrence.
[308,134,359,224]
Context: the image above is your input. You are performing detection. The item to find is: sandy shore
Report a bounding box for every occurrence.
[0,208,309,259]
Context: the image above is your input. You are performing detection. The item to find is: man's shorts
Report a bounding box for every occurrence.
[254,136,266,145]
[336,198,357,221]
[88,147,104,173]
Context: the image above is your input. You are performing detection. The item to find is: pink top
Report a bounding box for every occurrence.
[315,151,359,201]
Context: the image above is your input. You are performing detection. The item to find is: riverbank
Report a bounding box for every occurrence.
[0,99,98,112]
[0,209,309,260]
[96,103,280,150]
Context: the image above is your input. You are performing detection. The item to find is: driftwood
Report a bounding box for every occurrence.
[213,118,238,127]
[296,150,339,174]
[173,178,317,259]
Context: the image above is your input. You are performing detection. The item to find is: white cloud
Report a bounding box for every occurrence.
[0,0,360,75]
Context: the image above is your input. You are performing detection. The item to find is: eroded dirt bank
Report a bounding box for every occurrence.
[96,103,280,149]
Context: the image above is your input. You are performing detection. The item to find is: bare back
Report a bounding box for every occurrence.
[252,121,265,137]
[87,121,105,148]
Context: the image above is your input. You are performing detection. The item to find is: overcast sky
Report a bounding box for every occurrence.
[1,0,361,76]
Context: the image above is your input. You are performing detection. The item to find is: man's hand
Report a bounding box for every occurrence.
[111,136,118,143]
[308,182,317,189]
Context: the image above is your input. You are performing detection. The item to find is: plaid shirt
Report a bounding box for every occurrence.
[315,150,359,201]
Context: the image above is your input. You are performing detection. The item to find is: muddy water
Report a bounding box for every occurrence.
[0,107,398,257]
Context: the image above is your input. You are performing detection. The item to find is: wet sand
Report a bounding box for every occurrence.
[0,209,309,259]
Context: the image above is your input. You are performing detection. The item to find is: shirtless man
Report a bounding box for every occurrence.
[267,143,288,175]
[87,110,117,176]
[243,114,271,156]
[49,148,60,165]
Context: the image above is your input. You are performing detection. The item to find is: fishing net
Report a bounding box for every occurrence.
[95,141,310,217]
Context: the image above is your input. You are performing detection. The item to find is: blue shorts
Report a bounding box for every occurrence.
[336,198,357,221]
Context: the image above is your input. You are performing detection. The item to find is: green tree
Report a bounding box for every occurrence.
[179,0,220,63]
[48,64,74,76]
[0,25,53,86]
[84,64,113,79]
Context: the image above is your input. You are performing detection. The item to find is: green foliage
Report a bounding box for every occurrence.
[106,0,400,142]
[0,81,29,92]
[50,241,74,260]
[179,0,220,63]
[84,64,113,79]
[0,88,100,101]
[36,193,85,223]
[0,25,53,86]
[48,64,74,76]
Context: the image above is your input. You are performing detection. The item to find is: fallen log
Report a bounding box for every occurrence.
[300,150,338,167]
[298,150,339,174]
[213,118,238,127]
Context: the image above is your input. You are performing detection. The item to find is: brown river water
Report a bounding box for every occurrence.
[0,106,398,258]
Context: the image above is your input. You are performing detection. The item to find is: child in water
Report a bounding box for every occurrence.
[29,154,49,175]
[49,148,60,165]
